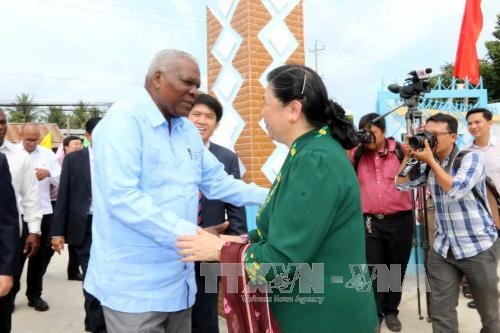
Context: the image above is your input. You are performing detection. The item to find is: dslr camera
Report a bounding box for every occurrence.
[357,129,375,144]
[409,132,437,149]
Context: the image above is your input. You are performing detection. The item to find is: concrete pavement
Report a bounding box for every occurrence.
[12,251,488,332]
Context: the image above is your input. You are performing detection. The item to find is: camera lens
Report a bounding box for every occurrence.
[409,135,424,149]
[357,130,374,144]
[409,132,437,149]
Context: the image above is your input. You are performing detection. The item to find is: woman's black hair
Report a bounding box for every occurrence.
[266,64,359,149]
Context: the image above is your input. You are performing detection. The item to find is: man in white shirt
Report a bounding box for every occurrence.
[466,107,500,310]
[0,109,42,325]
[16,123,61,312]
[466,108,500,192]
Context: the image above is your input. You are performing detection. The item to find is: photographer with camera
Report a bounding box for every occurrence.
[396,113,499,333]
[351,113,413,332]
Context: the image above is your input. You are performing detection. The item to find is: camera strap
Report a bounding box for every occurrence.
[354,139,403,174]
[452,149,498,222]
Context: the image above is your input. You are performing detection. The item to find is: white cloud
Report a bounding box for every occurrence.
[0,0,207,102]
[0,0,497,123]
[303,0,498,122]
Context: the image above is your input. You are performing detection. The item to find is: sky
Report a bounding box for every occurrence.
[0,0,498,124]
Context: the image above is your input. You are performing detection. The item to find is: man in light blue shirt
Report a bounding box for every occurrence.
[84,49,268,332]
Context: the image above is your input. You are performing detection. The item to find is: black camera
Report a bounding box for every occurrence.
[357,129,375,144]
[388,68,432,99]
[409,132,437,149]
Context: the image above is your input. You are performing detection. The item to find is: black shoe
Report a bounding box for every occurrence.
[385,314,402,332]
[462,284,473,299]
[68,273,83,281]
[467,300,476,309]
[28,297,49,311]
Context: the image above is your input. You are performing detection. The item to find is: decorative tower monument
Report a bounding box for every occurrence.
[206,0,304,187]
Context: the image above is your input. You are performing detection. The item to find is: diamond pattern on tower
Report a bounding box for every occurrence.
[207,0,246,151]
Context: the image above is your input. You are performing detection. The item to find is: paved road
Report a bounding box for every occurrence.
[12,251,486,332]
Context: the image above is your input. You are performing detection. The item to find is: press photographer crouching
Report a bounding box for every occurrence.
[350,113,413,332]
[395,113,499,333]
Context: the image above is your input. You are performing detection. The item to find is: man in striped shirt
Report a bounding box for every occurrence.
[396,113,498,333]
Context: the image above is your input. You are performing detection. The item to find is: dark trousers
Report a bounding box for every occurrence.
[0,215,54,332]
[76,215,106,333]
[12,214,54,301]
[0,289,15,333]
[67,245,81,278]
[192,262,219,333]
[429,247,499,333]
[365,211,414,321]
[50,200,81,279]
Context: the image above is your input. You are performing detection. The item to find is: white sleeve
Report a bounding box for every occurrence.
[47,150,61,187]
[19,153,42,233]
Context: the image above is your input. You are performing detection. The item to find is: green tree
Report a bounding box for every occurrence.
[427,14,500,103]
[43,106,66,128]
[8,93,40,123]
[88,106,103,119]
[428,62,456,89]
[70,101,89,129]
[483,14,500,102]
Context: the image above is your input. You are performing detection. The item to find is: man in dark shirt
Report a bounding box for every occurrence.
[0,152,20,333]
[188,94,247,333]
[51,118,106,333]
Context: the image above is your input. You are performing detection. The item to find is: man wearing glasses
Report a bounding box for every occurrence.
[396,113,498,333]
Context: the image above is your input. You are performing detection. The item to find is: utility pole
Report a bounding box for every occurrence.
[309,39,325,73]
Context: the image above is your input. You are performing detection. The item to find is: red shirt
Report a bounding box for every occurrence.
[352,138,412,214]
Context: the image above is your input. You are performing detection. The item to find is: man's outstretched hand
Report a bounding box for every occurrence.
[203,221,230,236]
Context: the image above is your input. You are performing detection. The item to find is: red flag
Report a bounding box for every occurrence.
[454,0,483,85]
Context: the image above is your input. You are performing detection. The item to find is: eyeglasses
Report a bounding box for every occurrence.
[427,131,450,137]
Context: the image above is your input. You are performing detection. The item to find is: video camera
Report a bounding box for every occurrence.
[388,68,432,99]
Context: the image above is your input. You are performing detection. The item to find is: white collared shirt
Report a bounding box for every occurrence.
[24,144,61,215]
[467,135,500,192]
[0,140,42,233]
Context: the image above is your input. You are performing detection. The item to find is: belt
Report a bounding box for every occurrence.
[366,210,412,221]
